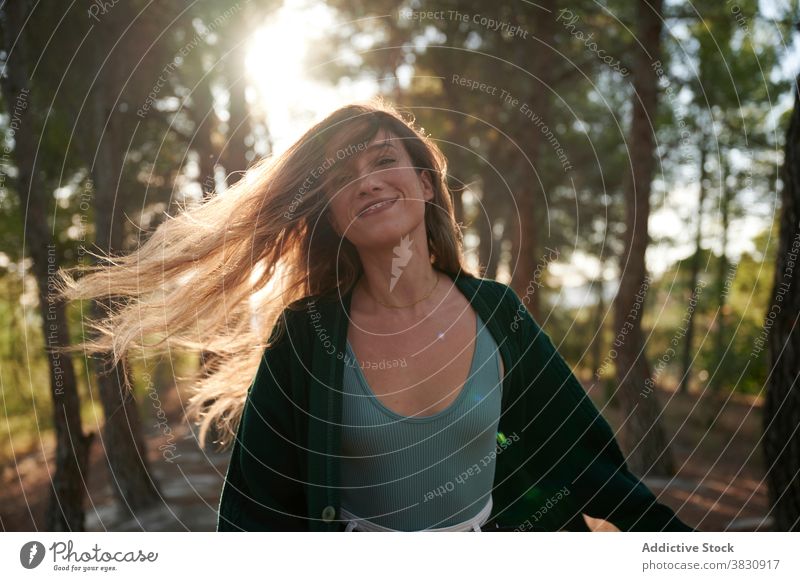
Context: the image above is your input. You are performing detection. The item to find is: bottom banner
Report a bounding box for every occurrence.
[1,532,797,580]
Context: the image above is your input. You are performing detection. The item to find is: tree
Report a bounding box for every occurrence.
[84,2,165,519]
[612,0,675,478]
[218,2,265,187]
[764,70,800,532]
[0,0,93,530]
[667,0,783,397]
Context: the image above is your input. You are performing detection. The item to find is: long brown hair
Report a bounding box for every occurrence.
[51,96,476,449]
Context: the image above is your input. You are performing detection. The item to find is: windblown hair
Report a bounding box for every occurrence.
[51,96,476,450]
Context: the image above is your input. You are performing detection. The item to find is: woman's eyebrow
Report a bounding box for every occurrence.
[331,142,396,175]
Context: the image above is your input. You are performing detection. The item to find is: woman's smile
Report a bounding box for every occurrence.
[324,128,434,247]
[357,196,399,218]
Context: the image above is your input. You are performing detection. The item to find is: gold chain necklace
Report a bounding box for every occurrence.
[372,274,439,309]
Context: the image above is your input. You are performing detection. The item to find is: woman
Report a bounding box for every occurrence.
[53,97,694,532]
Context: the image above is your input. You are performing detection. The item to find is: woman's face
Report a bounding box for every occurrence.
[324,129,434,250]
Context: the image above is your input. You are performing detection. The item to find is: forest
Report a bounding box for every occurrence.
[0,0,799,532]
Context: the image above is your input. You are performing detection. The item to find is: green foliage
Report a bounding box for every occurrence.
[0,273,93,464]
[552,217,779,398]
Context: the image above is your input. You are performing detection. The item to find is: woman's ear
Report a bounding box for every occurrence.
[420,170,435,203]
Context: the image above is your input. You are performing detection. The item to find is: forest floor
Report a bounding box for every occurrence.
[0,377,772,532]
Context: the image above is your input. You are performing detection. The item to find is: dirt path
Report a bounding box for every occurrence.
[584,381,771,532]
[1,381,230,532]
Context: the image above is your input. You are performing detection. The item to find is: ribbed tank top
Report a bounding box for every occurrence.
[339,311,503,530]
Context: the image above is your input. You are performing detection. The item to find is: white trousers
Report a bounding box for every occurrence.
[340,495,493,532]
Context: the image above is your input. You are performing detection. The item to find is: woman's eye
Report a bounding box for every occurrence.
[378,157,395,165]
[334,175,351,187]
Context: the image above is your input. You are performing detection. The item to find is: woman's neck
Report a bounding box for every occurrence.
[353,263,443,318]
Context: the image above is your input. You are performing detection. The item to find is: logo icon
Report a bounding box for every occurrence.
[389,234,413,292]
[20,541,45,569]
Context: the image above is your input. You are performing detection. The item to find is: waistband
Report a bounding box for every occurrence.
[339,495,493,532]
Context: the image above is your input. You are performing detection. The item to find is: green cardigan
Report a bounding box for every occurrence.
[217,270,694,532]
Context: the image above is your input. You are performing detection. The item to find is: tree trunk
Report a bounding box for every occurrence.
[701,156,734,428]
[509,0,557,323]
[589,265,612,404]
[612,0,675,478]
[477,205,492,278]
[764,73,800,531]
[193,71,220,201]
[679,139,709,394]
[591,262,607,379]
[222,74,251,186]
[220,11,253,188]
[713,155,731,394]
[0,0,94,531]
[187,56,223,373]
[477,178,502,279]
[485,217,501,281]
[87,9,161,520]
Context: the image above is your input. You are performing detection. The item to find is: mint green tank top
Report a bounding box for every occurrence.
[339,311,503,530]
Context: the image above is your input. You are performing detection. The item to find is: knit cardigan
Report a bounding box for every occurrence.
[216,269,694,532]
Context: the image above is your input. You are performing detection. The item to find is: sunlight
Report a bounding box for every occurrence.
[245,4,309,115]
[244,0,377,156]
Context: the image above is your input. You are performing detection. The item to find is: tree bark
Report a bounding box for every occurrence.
[219,5,257,188]
[591,259,607,379]
[0,0,93,531]
[764,73,800,532]
[713,155,731,394]
[509,0,557,323]
[193,71,221,201]
[612,0,676,478]
[87,7,161,520]
[477,179,502,279]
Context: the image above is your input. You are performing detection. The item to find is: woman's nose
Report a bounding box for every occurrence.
[357,169,384,195]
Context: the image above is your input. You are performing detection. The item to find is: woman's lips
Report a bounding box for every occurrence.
[358,197,398,218]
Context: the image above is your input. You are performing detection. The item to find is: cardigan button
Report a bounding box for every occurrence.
[321,505,336,523]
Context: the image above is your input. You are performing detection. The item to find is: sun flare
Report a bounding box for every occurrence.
[244,0,376,155]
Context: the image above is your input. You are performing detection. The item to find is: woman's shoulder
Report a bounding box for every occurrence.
[461,274,523,311]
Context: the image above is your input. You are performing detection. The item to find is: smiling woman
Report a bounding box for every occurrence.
[323,128,434,249]
[49,95,692,533]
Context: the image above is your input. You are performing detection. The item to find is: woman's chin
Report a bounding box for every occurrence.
[349,225,415,249]
[345,212,426,248]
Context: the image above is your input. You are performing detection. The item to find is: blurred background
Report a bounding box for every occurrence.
[1,0,799,532]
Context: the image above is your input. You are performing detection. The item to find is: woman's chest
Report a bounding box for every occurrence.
[346,308,504,418]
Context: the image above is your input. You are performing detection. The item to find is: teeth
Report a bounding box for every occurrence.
[361,199,395,214]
